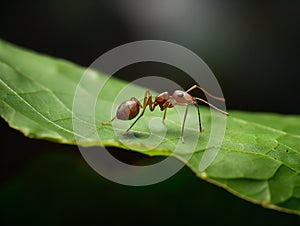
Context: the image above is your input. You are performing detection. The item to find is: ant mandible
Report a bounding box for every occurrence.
[103,85,229,143]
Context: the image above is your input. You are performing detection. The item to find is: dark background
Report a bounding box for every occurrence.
[1,0,300,225]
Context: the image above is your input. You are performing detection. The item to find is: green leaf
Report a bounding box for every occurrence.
[1,39,300,215]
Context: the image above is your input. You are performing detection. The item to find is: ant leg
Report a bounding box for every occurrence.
[180,105,189,144]
[195,104,203,132]
[121,111,145,136]
[162,108,167,123]
[186,85,225,102]
[145,90,156,111]
[161,101,169,123]
[102,116,116,125]
[160,99,174,123]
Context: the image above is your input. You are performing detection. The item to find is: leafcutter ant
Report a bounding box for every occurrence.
[103,85,229,143]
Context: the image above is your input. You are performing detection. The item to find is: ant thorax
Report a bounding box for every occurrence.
[154,91,170,110]
[172,90,195,106]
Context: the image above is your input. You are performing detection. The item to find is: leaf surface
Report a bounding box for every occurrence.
[1,39,299,215]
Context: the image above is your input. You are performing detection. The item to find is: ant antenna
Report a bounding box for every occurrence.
[194,97,229,116]
[186,85,225,102]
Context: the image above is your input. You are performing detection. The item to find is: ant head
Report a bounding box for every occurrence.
[172,90,195,105]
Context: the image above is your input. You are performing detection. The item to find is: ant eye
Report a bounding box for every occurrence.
[177,92,184,98]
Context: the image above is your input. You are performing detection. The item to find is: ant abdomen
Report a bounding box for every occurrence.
[116,98,140,120]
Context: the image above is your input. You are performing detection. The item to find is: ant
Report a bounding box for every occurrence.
[103,85,229,143]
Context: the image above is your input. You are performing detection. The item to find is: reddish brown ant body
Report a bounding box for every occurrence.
[103,85,229,143]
